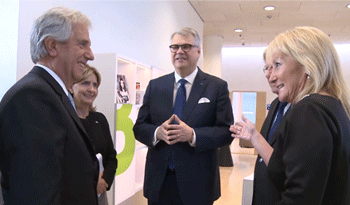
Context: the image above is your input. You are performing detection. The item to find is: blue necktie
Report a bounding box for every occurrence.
[267,102,288,143]
[67,93,76,111]
[173,79,187,120]
[168,79,187,170]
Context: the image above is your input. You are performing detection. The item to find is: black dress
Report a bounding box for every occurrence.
[268,94,350,204]
[80,111,117,189]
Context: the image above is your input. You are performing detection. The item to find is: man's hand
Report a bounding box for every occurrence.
[156,115,176,144]
[156,114,193,145]
[97,172,108,194]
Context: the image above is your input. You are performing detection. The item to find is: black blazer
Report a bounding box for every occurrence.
[268,94,350,204]
[133,68,234,204]
[253,97,281,205]
[0,66,99,204]
[80,111,117,189]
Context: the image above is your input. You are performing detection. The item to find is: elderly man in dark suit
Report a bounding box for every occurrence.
[0,7,98,204]
[133,27,234,205]
[252,52,290,205]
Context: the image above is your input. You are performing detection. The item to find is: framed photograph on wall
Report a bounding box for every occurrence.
[116,74,130,104]
[135,90,145,105]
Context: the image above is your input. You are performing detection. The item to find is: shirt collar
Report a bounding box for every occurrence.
[174,67,198,85]
[284,103,291,114]
[35,63,69,96]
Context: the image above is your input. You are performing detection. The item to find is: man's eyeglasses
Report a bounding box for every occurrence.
[263,64,281,74]
[169,44,198,53]
[263,65,272,74]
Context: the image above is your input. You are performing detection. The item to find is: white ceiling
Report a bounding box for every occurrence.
[188,0,350,47]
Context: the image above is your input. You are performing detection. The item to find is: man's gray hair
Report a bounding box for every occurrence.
[30,7,91,63]
[171,27,201,47]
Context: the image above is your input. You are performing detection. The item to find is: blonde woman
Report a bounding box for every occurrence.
[231,27,350,204]
[71,64,117,205]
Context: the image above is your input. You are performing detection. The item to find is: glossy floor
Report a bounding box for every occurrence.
[119,139,257,205]
[0,152,256,205]
[214,153,257,205]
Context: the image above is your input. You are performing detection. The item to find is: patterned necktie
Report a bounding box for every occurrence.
[267,102,288,143]
[67,93,76,111]
[168,79,187,170]
[173,79,187,120]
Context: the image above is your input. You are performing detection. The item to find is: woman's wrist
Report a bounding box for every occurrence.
[251,130,263,147]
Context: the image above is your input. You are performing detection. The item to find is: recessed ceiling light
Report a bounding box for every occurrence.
[347,4,350,8]
[264,6,275,11]
[234,28,243,33]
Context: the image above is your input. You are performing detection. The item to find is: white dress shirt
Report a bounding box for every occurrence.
[153,67,199,147]
[35,63,69,96]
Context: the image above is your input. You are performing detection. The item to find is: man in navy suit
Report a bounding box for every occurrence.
[0,7,98,204]
[133,27,234,205]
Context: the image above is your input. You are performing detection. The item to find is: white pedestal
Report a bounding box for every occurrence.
[242,173,254,205]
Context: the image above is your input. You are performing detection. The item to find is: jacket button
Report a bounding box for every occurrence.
[259,158,263,163]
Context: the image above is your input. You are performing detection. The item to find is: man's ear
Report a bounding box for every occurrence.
[44,37,58,57]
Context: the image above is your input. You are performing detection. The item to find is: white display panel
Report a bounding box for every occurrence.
[90,53,165,204]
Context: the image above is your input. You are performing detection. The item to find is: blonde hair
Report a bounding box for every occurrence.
[77,64,101,112]
[265,26,350,118]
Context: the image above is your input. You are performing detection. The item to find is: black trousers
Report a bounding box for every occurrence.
[148,169,214,205]
[148,169,184,205]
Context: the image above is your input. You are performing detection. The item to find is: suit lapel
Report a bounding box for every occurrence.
[162,73,176,118]
[261,98,279,143]
[182,69,208,122]
[267,100,282,145]
[163,73,175,116]
[30,66,89,138]
[269,104,291,145]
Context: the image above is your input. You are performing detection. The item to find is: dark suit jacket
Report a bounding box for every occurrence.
[252,97,281,205]
[80,111,117,189]
[0,66,99,204]
[0,172,3,205]
[133,68,234,204]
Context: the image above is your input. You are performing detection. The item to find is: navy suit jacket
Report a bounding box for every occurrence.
[253,97,281,204]
[0,66,99,204]
[133,68,234,204]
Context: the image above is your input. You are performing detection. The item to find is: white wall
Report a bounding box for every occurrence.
[335,44,350,89]
[0,0,19,100]
[221,47,273,102]
[222,45,350,105]
[17,1,203,80]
